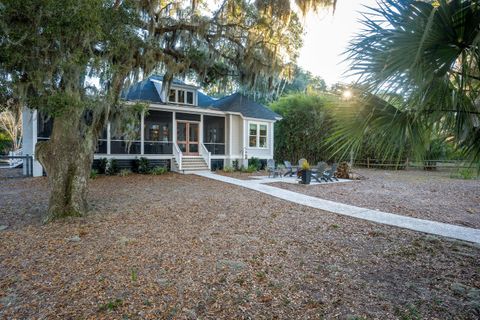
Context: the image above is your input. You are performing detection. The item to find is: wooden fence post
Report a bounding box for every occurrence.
[367,157,370,168]
[406,157,409,170]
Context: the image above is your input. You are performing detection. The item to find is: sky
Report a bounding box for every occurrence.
[297,0,378,86]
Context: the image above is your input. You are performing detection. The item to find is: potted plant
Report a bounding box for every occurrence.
[299,160,311,184]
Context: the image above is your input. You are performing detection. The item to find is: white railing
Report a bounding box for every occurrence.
[200,142,211,170]
[173,142,183,171]
[9,148,23,168]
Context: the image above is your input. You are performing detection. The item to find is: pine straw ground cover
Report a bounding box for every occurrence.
[1,173,479,319]
[270,168,480,229]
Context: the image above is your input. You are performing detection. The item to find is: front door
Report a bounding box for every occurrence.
[177,121,199,155]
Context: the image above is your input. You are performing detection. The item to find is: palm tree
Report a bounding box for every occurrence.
[333,0,480,165]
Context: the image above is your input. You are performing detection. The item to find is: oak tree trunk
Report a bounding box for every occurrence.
[36,109,97,222]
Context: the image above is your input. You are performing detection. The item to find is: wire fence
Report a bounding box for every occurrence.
[353,158,475,171]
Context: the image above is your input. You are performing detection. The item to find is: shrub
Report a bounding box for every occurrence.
[98,158,108,174]
[301,160,311,171]
[248,157,262,171]
[450,168,478,180]
[118,169,131,177]
[242,164,257,173]
[136,157,150,174]
[90,169,98,179]
[150,166,167,175]
[106,158,119,175]
[232,159,239,170]
[223,166,235,173]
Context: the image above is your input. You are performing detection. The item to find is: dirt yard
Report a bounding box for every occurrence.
[1,173,479,319]
[271,168,480,229]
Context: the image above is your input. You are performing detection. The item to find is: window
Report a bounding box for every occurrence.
[259,124,267,148]
[186,91,194,104]
[167,88,195,105]
[178,90,185,103]
[249,122,268,148]
[249,124,257,147]
[168,89,176,102]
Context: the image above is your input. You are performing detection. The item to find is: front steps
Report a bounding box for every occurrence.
[172,156,210,174]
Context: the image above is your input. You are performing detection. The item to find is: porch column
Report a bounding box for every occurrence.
[22,108,42,176]
[229,114,232,157]
[107,122,111,155]
[241,119,248,168]
[172,112,176,145]
[199,114,204,145]
[140,110,144,155]
[270,122,274,158]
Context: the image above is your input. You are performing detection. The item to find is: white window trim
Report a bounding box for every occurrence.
[168,88,195,106]
[248,121,268,149]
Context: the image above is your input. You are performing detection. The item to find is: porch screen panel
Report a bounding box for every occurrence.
[110,115,141,154]
[144,110,173,154]
[37,114,53,141]
[203,115,225,155]
[96,128,108,154]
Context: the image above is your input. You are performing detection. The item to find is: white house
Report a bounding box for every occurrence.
[22,75,282,176]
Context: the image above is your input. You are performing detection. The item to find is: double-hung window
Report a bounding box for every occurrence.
[249,122,268,148]
[168,88,195,105]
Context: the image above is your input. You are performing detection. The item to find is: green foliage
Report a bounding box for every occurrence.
[106,159,119,176]
[130,268,138,282]
[346,0,480,167]
[394,304,421,320]
[135,157,150,174]
[243,165,258,173]
[283,66,327,94]
[90,169,98,179]
[248,157,262,171]
[98,299,123,312]
[327,91,429,163]
[450,168,478,180]
[223,166,235,173]
[271,93,337,163]
[150,166,167,175]
[118,169,131,177]
[0,131,11,155]
[232,160,239,170]
[98,158,108,174]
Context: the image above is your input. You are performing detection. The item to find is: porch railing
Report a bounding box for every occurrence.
[173,142,183,171]
[203,143,225,155]
[200,142,211,170]
[8,148,23,168]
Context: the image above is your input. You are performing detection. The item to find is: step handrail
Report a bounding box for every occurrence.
[199,142,211,170]
[173,142,183,171]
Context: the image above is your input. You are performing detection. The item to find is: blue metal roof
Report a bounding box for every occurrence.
[211,93,281,121]
[123,75,281,121]
[197,91,216,107]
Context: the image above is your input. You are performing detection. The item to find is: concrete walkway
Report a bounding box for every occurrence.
[195,172,480,244]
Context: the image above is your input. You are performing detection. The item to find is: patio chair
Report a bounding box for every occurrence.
[283,160,296,177]
[267,159,282,178]
[323,163,339,182]
[311,162,328,183]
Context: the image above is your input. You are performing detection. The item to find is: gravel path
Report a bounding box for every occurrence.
[1,173,479,319]
[270,168,480,229]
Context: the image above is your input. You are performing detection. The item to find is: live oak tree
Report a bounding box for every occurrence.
[0,0,336,222]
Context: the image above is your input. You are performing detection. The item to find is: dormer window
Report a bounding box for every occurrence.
[168,88,195,105]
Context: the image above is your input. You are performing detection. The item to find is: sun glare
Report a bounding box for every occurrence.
[342,89,353,100]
